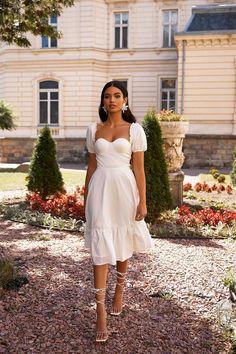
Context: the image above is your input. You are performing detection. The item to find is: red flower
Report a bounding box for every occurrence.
[26,189,85,220]
[217,184,225,192]
[183,183,192,192]
[226,185,233,194]
[178,205,236,227]
[194,183,202,192]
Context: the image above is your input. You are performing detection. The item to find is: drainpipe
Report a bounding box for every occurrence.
[233,58,236,135]
[180,40,186,115]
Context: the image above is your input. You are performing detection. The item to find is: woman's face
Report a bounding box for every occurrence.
[103,86,127,114]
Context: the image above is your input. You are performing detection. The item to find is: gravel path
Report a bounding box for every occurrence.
[0,220,234,353]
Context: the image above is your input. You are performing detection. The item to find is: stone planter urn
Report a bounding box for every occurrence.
[159,120,189,207]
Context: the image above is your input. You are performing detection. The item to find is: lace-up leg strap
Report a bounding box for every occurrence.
[116,271,127,288]
[94,288,106,305]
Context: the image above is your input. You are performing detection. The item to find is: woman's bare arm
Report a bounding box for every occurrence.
[132,151,147,220]
[84,153,97,209]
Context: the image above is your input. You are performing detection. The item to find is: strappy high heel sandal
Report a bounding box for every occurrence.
[94,288,108,343]
[111,271,126,316]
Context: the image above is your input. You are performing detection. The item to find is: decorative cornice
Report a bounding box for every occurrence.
[0,46,177,55]
[105,0,136,4]
[175,33,236,48]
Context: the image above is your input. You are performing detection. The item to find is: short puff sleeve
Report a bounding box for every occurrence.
[130,123,147,152]
[86,122,97,153]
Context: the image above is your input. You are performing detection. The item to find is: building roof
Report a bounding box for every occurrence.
[185,5,236,33]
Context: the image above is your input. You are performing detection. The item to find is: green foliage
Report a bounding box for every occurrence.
[26,126,64,199]
[156,109,185,122]
[0,0,74,47]
[218,175,226,183]
[0,258,14,289]
[0,100,16,130]
[224,268,236,295]
[230,146,236,187]
[210,168,219,176]
[142,109,172,223]
[214,172,220,179]
[2,204,84,231]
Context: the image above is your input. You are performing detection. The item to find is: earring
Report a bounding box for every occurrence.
[102,106,107,114]
[122,104,128,114]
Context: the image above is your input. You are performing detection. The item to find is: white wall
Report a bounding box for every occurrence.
[1,0,236,139]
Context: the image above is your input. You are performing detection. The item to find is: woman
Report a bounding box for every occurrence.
[84,81,153,342]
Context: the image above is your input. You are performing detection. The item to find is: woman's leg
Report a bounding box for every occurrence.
[111,259,128,315]
[93,264,109,341]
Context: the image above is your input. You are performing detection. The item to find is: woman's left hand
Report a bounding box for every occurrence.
[135,203,147,221]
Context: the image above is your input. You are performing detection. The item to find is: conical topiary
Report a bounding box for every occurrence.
[142,108,172,223]
[230,146,236,187]
[26,126,64,199]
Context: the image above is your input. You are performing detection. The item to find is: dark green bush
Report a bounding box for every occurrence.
[210,168,218,176]
[142,109,172,223]
[26,126,64,199]
[0,258,14,289]
[231,146,236,187]
[0,257,29,291]
[217,175,226,183]
[213,172,220,179]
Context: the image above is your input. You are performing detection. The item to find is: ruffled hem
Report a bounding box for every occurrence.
[84,221,154,265]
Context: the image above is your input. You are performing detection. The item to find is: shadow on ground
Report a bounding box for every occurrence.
[0,220,230,354]
[165,237,226,249]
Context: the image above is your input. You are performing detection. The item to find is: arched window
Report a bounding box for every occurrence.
[39,80,59,125]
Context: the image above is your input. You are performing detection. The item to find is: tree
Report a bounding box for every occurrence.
[142,108,172,223]
[26,125,65,199]
[230,146,236,187]
[0,100,16,130]
[0,0,74,47]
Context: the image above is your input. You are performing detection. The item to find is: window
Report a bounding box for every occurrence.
[42,16,58,48]
[162,10,178,47]
[114,13,128,49]
[39,80,59,125]
[161,79,176,111]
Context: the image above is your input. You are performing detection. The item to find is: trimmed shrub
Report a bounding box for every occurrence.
[217,175,226,183]
[0,258,29,291]
[213,172,220,179]
[231,146,236,187]
[0,258,14,289]
[142,109,172,223]
[26,126,65,199]
[210,168,219,176]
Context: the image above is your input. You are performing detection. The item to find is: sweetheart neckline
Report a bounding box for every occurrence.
[95,137,131,144]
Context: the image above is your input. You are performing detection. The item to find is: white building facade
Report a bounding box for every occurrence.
[0,0,236,166]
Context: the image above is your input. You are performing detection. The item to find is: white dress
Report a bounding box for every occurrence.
[84,122,154,265]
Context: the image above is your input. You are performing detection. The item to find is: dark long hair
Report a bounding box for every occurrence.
[98,81,136,123]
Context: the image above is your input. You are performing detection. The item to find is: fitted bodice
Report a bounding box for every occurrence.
[86,121,147,168]
[95,137,132,168]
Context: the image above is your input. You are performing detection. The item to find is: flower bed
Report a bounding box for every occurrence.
[26,187,85,220]
[183,182,233,194]
[149,205,236,239]
[0,187,85,231]
[178,205,236,227]
[1,180,236,238]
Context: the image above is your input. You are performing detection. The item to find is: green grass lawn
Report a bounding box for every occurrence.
[199,173,232,185]
[0,170,86,192]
